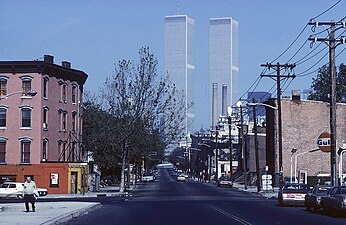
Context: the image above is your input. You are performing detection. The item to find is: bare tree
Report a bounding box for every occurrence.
[100,47,187,192]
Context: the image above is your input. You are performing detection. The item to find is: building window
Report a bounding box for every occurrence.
[43,107,48,129]
[22,79,32,96]
[42,139,48,161]
[62,84,67,103]
[0,108,6,127]
[43,77,48,99]
[72,112,76,132]
[72,85,77,104]
[0,141,6,163]
[21,141,31,164]
[63,142,66,161]
[0,78,7,96]
[21,108,31,128]
[62,111,67,131]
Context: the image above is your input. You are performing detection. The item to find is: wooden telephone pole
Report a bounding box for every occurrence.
[308,20,346,186]
[261,63,296,187]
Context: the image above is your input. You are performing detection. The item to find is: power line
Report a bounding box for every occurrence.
[234,0,342,107]
[310,0,342,21]
[269,0,342,64]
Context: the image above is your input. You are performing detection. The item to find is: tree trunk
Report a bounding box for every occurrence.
[119,141,127,193]
[126,153,130,189]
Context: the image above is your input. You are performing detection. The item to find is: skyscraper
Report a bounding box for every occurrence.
[165,15,195,137]
[209,17,239,128]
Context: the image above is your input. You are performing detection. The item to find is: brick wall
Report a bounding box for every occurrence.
[267,98,346,178]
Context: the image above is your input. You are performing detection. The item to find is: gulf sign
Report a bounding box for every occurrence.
[317,132,331,152]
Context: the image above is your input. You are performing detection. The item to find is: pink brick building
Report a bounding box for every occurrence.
[0,55,88,194]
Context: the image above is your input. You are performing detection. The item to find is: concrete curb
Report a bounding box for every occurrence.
[41,203,101,225]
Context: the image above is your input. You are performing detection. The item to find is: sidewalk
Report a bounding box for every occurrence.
[0,184,135,225]
[190,177,279,200]
[232,182,279,199]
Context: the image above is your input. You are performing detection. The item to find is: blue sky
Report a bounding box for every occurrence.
[1,0,345,130]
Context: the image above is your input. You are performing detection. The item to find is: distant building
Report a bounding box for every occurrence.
[165,15,195,136]
[210,17,239,128]
[0,55,88,194]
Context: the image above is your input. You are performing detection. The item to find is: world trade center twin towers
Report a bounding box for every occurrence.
[164,15,239,137]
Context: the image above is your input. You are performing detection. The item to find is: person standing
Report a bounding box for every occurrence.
[23,176,37,212]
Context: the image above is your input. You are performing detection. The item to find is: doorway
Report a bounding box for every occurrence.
[70,172,78,194]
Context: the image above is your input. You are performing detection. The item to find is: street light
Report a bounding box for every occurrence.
[294,149,319,183]
[290,148,298,183]
[247,102,278,110]
[0,90,37,99]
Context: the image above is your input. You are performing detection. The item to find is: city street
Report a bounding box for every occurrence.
[64,169,346,225]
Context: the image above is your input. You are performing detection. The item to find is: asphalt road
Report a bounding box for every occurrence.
[64,169,346,225]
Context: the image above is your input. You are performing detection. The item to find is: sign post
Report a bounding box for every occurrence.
[262,174,272,192]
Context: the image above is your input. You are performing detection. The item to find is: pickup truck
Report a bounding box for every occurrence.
[321,186,346,215]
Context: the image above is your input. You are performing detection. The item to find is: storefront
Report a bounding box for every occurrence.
[0,162,88,194]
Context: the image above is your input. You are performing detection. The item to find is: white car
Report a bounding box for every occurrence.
[177,174,186,182]
[0,182,48,199]
[142,172,154,182]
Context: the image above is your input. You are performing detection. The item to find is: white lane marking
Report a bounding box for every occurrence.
[210,205,252,225]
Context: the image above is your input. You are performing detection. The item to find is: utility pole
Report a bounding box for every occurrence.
[252,99,261,192]
[215,130,219,182]
[228,115,233,177]
[261,63,295,187]
[239,104,247,190]
[308,20,346,186]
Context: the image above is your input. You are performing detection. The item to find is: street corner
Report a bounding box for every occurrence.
[44,202,101,225]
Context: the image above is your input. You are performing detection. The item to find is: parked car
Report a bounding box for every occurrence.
[305,185,332,211]
[0,182,48,199]
[142,172,154,182]
[217,176,233,188]
[177,174,186,182]
[278,183,311,206]
[321,186,346,215]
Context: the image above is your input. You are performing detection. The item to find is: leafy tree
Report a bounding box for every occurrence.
[308,63,346,102]
[83,92,122,175]
[99,47,187,192]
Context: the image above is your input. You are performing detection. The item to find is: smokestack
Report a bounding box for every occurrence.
[212,83,218,129]
[222,84,227,116]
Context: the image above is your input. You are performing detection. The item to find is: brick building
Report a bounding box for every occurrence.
[0,55,88,194]
[266,94,346,185]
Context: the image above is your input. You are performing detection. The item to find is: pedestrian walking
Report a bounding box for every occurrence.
[22,176,37,212]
